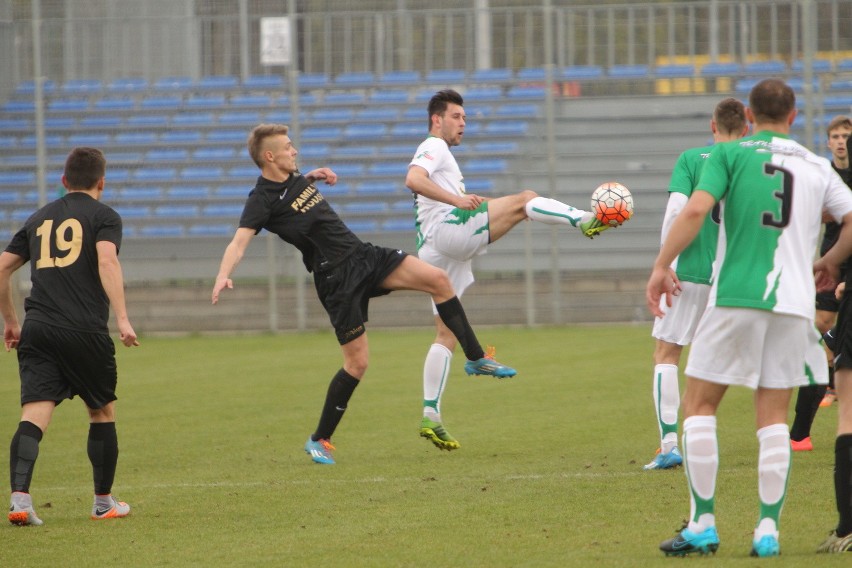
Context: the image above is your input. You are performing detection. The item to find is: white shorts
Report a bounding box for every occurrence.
[804,324,829,385]
[419,204,490,314]
[652,281,711,346]
[685,306,817,389]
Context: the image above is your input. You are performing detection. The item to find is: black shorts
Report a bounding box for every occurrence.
[17,320,118,409]
[816,290,840,312]
[313,244,408,344]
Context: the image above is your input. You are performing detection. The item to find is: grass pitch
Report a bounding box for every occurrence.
[0,325,845,566]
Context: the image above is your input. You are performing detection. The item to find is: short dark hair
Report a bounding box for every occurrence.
[64,147,106,190]
[748,79,796,124]
[247,123,289,167]
[713,97,747,136]
[427,89,464,130]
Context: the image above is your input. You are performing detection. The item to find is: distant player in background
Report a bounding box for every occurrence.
[3,147,139,526]
[405,89,614,451]
[790,115,852,452]
[644,97,748,471]
[211,123,516,466]
[647,79,852,558]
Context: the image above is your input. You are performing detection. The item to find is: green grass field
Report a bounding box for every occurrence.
[0,325,847,567]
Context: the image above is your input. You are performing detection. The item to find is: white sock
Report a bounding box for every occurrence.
[683,415,718,532]
[755,423,790,540]
[653,364,680,453]
[423,343,453,420]
[524,196,588,227]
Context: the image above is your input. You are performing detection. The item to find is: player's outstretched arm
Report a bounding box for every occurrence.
[405,165,483,210]
[0,251,24,351]
[212,228,255,304]
[305,167,338,185]
[96,241,139,347]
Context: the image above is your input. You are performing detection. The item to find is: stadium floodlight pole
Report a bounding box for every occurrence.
[31,0,47,208]
[288,0,306,332]
[800,0,816,155]
[238,0,250,83]
[543,0,561,324]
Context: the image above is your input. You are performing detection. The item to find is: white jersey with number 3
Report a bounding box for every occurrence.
[698,131,852,319]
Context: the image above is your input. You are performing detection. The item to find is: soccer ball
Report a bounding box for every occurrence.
[591,182,633,226]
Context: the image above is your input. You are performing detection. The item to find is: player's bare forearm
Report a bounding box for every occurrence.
[0,252,23,330]
[213,229,253,304]
[405,167,481,209]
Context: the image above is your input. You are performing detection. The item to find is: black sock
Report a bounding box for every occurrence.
[435,296,484,361]
[829,365,836,390]
[87,422,119,495]
[790,384,827,441]
[835,434,852,536]
[312,369,359,441]
[9,421,43,493]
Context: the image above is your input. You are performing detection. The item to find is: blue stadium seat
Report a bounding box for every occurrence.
[45,116,77,129]
[356,181,399,195]
[198,75,239,90]
[67,133,111,146]
[242,75,284,89]
[113,205,150,219]
[343,123,387,140]
[48,98,89,112]
[743,60,787,75]
[823,96,852,111]
[654,64,695,78]
[608,64,650,78]
[154,204,199,217]
[425,69,465,84]
[830,79,852,91]
[80,115,123,128]
[506,87,547,100]
[314,108,354,122]
[213,186,250,199]
[334,145,376,158]
[379,71,420,85]
[837,58,852,72]
[227,166,259,179]
[172,112,215,126]
[369,90,409,104]
[0,136,17,150]
[3,100,35,113]
[168,185,211,199]
[368,162,404,176]
[265,110,292,123]
[3,155,35,166]
[0,172,35,187]
[138,224,185,237]
[126,115,170,128]
[734,78,760,93]
[62,79,103,94]
[94,97,135,111]
[231,94,272,107]
[493,103,540,118]
[390,122,422,139]
[561,65,604,80]
[133,168,176,183]
[119,186,164,201]
[19,134,62,148]
[219,111,261,125]
[0,118,30,131]
[473,141,520,154]
[382,218,414,232]
[464,158,507,174]
[403,106,427,119]
[391,199,414,211]
[106,168,132,183]
[328,163,365,177]
[464,87,503,101]
[334,72,375,86]
[343,220,378,233]
[470,68,513,82]
[203,203,245,217]
[297,73,330,88]
[301,126,343,141]
[115,131,158,145]
[343,201,387,214]
[11,208,35,222]
[184,95,226,109]
[181,167,224,182]
[153,76,193,91]
[517,67,546,81]
[298,144,330,158]
[0,190,20,203]
[146,148,188,162]
[483,122,528,136]
[357,107,399,121]
[141,95,183,110]
[193,147,237,161]
[324,92,365,105]
[161,130,202,144]
[107,77,148,92]
[15,79,55,94]
[793,59,832,73]
[188,223,233,237]
[699,61,743,76]
[206,130,246,143]
[464,178,494,192]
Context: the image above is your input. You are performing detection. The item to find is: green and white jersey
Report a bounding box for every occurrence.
[698,130,852,318]
[668,144,717,285]
[409,136,465,249]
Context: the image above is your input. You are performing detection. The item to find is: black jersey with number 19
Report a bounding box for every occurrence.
[4,192,122,333]
[239,174,362,272]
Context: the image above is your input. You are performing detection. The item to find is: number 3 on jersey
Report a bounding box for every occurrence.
[35,218,83,268]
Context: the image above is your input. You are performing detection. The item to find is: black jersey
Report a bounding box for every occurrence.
[239,174,362,272]
[5,192,122,333]
[821,163,852,256]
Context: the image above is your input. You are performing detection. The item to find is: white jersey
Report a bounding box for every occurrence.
[699,131,852,319]
[409,136,466,249]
